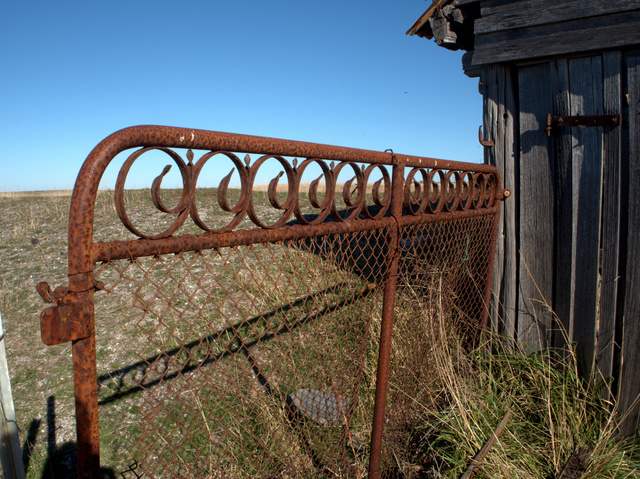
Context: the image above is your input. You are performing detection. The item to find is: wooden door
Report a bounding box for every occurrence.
[484,52,624,376]
[485,50,640,435]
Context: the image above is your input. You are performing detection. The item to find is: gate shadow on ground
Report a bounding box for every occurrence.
[88,208,485,476]
[96,208,385,404]
[97,278,375,405]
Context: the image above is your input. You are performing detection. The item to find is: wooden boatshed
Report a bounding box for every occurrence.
[409,0,640,435]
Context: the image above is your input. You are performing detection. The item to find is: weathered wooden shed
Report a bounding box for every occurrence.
[409,0,640,435]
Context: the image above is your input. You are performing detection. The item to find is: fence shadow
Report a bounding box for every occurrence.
[21,396,116,478]
[97,277,375,405]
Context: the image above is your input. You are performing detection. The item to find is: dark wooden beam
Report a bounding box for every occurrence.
[476,0,640,35]
[462,52,482,78]
[472,10,640,66]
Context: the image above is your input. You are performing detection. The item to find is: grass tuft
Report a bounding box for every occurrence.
[386,294,640,478]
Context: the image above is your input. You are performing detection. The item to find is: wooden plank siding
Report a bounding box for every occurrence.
[568,56,604,378]
[517,63,555,351]
[618,50,640,437]
[550,58,573,351]
[484,65,518,338]
[483,66,503,334]
[481,50,638,429]
[596,51,622,397]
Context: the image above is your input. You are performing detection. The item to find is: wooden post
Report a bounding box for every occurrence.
[0,310,26,479]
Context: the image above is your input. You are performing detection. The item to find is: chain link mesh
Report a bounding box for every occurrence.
[89,212,495,478]
[94,228,389,477]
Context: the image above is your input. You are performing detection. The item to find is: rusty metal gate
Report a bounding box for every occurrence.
[37,126,505,478]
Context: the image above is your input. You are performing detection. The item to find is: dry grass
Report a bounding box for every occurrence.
[0,190,73,198]
[0,193,76,477]
[2,186,637,478]
[381,299,640,478]
[0,187,388,477]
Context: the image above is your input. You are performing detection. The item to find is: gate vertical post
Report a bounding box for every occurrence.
[72,331,100,478]
[68,278,100,479]
[367,158,404,479]
[68,166,102,479]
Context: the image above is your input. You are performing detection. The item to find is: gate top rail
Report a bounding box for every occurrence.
[66,125,504,291]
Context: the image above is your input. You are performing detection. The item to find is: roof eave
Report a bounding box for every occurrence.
[406,0,453,37]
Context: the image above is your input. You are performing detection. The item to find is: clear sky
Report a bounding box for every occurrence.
[0,1,483,192]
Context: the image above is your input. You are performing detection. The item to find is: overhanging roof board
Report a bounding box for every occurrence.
[472,7,640,65]
[409,0,640,67]
[407,0,480,37]
[476,0,640,34]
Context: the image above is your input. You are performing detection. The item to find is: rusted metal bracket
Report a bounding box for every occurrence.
[545,114,621,136]
[478,125,495,147]
[37,281,95,345]
[40,300,95,346]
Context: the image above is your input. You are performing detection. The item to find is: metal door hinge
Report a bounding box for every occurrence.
[545,114,621,136]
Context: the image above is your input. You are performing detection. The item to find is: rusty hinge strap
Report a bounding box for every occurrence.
[546,114,621,136]
[40,300,94,346]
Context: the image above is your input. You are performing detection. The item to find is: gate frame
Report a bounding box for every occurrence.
[37,125,506,478]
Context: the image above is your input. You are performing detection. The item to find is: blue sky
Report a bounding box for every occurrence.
[0,1,483,191]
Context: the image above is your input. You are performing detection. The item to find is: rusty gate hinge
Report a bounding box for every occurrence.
[40,300,95,345]
[545,114,621,136]
[37,281,96,345]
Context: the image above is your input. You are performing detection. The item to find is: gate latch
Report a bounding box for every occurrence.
[37,282,95,345]
[545,114,621,136]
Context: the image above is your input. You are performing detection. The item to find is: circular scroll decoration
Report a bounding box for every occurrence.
[404,168,448,215]
[189,151,249,234]
[361,164,391,220]
[115,147,192,240]
[293,158,335,226]
[247,155,297,229]
[330,161,366,222]
[402,168,500,215]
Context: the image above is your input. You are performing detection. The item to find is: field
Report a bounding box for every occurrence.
[1,189,640,478]
[0,191,78,477]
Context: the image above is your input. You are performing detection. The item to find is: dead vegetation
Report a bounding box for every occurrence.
[2,187,638,478]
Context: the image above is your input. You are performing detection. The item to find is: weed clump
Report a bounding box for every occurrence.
[381,285,640,478]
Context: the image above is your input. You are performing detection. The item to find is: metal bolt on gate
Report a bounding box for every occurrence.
[37,126,506,478]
